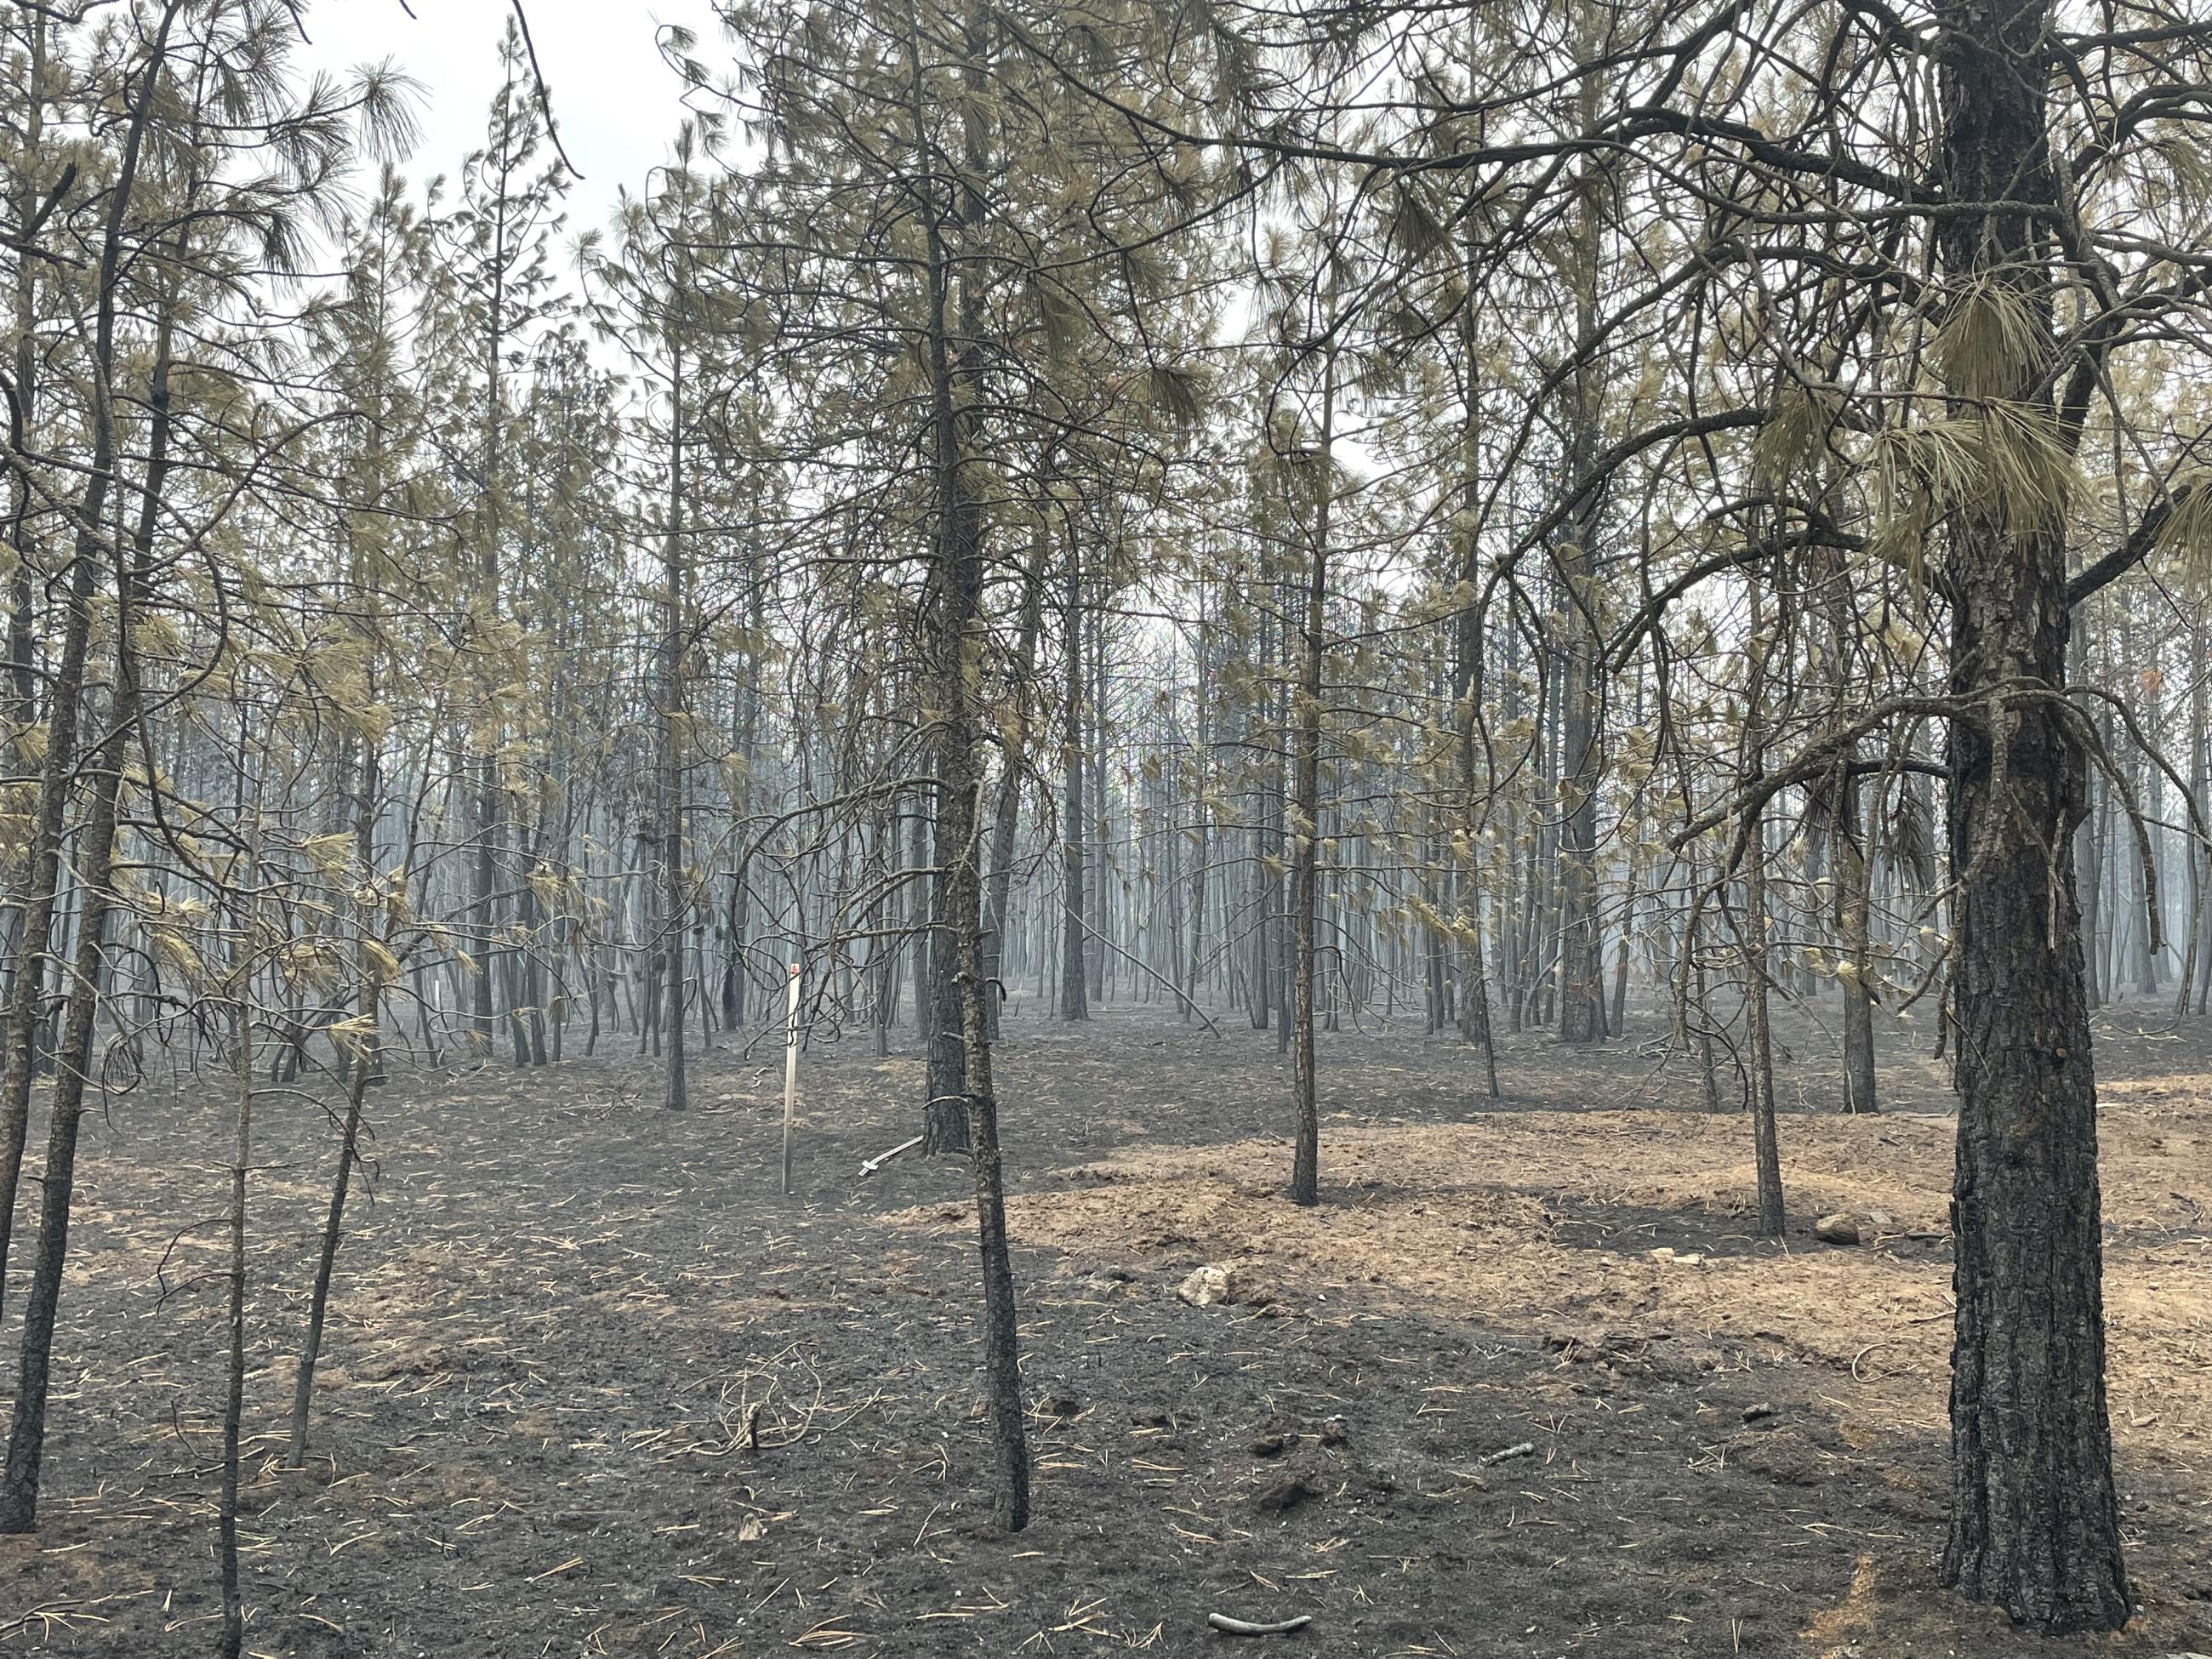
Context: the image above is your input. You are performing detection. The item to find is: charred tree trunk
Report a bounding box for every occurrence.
[912,0,1025,1517]
[1933,0,2127,1628]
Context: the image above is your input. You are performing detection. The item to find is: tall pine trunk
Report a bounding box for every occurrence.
[1933,0,2127,1626]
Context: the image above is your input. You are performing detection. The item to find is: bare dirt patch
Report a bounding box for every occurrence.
[0,1001,2206,1656]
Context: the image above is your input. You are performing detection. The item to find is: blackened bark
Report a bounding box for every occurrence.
[952,748,1030,1531]
[907,3,1023,1516]
[1943,558,2127,1632]
[1933,0,2127,1629]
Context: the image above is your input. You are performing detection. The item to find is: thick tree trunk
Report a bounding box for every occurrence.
[1942,576,2127,1630]
[1933,0,2127,1628]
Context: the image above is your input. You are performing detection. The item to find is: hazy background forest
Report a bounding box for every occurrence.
[3,0,2210,1654]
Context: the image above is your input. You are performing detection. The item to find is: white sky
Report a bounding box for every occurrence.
[294,0,720,237]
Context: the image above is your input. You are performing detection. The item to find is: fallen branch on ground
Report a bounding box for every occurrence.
[858,1136,922,1177]
[1206,1612,1314,1636]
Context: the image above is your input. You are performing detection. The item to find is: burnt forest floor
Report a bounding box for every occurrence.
[2,991,2209,1658]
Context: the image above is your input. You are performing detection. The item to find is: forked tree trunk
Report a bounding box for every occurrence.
[0,0,179,1319]
[0,664,139,1532]
[0,156,182,1521]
